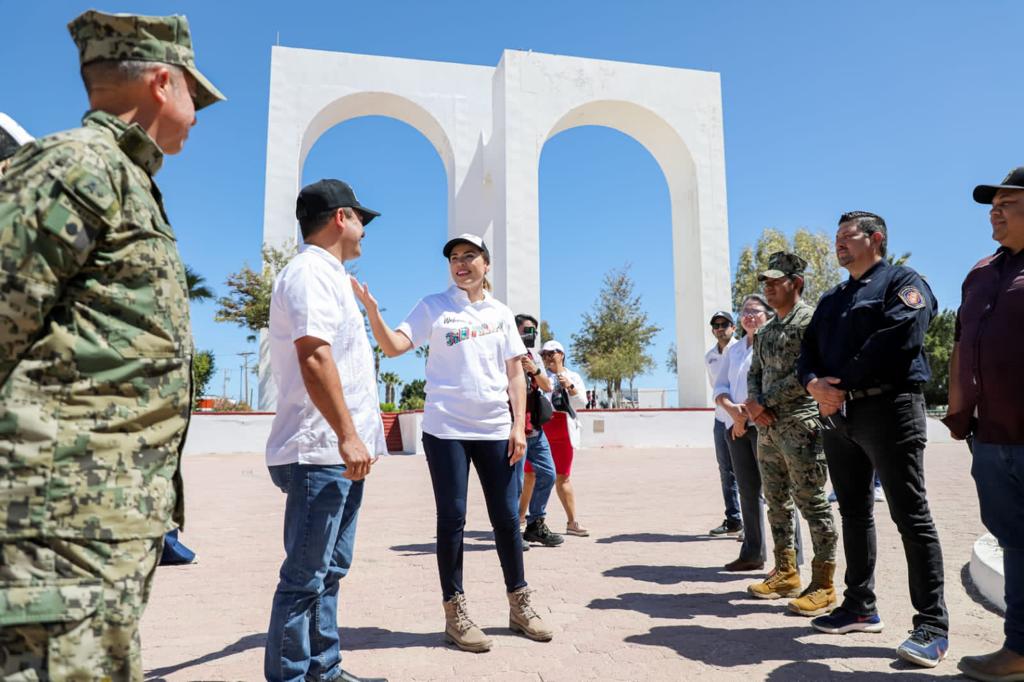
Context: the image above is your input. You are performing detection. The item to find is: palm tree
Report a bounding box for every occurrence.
[415,344,430,366]
[379,371,402,405]
[185,265,215,302]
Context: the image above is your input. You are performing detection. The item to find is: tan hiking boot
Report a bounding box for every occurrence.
[788,559,837,616]
[748,548,801,599]
[443,593,492,653]
[508,587,553,642]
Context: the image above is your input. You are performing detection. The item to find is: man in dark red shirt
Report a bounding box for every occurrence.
[946,167,1024,682]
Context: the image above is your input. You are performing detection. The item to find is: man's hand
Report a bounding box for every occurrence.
[350,276,379,312]
[339,435,373,481]
[744,398,775,426]
[807,377,846,412]
[508,426,526,466]
[521,355,540,376]
[731,420,747,439]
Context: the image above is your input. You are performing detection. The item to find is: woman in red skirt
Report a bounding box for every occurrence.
[538,340,589,536]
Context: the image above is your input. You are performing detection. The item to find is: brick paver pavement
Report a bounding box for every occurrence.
[141,443,1002,680]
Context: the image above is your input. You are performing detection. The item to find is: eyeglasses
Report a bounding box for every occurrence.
[521,326,537,335]
[710,322,732,330]
[540,351,560,357]
[741,309,767,318]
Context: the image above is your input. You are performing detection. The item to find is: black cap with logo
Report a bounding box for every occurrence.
[973,167,1024,205]
[296,179,380,225]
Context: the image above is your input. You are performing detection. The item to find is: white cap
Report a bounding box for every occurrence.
[540,340,565,354]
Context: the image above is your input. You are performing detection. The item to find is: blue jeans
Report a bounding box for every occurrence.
[516,431,557,524]
[423,433,526,601]
[971,441,1024,654]
[713,419,741,523]
[264,464,364,682]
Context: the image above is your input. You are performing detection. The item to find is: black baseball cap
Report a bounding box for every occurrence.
[973,167,1024,204]
[296,179,380,225]
[709,310,733,325]
[442,233,491,262]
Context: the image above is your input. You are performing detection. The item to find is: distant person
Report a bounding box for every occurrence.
[801,211,947,669]
[947,169,1024,682]
[514,313,563,549]
[713,294,772,572]
[705,311,742,537]
[354,233,552,653]
[264,180,387,682]
[539,340,590,537]
[745,252,838,618]
[0,11,224,679]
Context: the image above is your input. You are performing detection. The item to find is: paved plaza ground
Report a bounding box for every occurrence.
[141,441,1002,681]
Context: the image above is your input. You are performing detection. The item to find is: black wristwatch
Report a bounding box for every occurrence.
[530,368,541,377]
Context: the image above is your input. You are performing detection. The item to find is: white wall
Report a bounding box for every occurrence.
[182,412,955,456]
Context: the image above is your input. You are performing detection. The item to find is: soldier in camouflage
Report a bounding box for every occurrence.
[743,252,838,618]
[0,10,224,680]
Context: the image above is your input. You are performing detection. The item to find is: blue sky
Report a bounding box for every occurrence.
[5,2,1021,406]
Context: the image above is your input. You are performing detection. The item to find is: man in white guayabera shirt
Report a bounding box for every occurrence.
[263,179,389,682]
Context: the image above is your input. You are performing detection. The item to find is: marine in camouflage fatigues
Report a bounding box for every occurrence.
[747,299,837,564]
[0,108,192,681]
[0,8,223,679]
[0,103,193,682]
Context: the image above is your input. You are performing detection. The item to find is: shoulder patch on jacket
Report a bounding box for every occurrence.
[898,285,926,309]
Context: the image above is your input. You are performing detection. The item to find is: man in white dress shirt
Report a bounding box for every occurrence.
[263,179,388,682]
[705,311,742,536]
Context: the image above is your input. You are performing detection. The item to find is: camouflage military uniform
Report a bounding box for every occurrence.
[748,299,837,564]
[0,10,223,681]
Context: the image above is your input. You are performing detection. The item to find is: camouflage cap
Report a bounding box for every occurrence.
[67,10,225,110]
[759,251,807,280]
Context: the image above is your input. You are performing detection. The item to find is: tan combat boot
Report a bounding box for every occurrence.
[747,548,802,599]
[788,559,837,616]
[443,593,493,653]
[508,587,553,642]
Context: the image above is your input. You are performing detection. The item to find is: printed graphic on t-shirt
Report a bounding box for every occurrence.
[445,320,508,347]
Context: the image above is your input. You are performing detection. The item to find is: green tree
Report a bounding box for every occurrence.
[923,309,956,408]
[399,379,427,410]
[379,371,402,405]
[184,264,215,302]
[215,244,296,333]
[570,265,660,408]
[666,342,677,374]
[732,228,841,309]
[540,320,554,344]
[192,350,216,403]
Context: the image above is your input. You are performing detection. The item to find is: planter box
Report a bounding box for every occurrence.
[381,412,404,453]
[398,412,424,454]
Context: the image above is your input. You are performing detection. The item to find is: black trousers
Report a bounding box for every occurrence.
[822,391,948,635]
[422,433,526,601]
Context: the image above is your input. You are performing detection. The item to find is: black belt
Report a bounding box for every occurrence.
[846,383,923,402]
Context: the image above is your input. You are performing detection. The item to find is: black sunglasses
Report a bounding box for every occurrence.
[711,322,732,330]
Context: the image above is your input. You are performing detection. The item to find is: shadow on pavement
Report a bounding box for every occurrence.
[589,590,780,619]
[145,632,266,680]
[604,564,755,585]
[626,624,898,668]
[342,625,443,650]
[764,660,948,680]
[596,532,735,544]
[390,529,498,556]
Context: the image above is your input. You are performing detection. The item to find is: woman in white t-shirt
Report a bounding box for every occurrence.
[352,233,552,653]
[713,293,773,573]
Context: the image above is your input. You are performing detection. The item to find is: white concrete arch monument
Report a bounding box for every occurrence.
[261,47,731,409]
